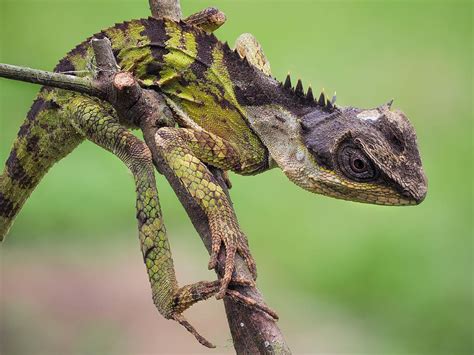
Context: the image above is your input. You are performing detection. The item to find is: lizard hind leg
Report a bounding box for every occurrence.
[154,127,261,299]
[0,89,83,240]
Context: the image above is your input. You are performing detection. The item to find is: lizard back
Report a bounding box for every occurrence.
[56,17,272,168]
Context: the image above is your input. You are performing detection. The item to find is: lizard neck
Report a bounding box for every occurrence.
[244,104,330,191]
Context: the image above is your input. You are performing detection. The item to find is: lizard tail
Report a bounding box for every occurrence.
[0,18,147,240]
[0,88,83,241]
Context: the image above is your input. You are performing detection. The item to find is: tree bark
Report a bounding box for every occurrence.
[149,0,182,21]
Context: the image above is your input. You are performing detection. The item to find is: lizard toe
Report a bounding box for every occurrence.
[208,232,222,270]
[238,241,257,280]
[216,245,236,299]
[171,313,216,348]
[225,289,279,320]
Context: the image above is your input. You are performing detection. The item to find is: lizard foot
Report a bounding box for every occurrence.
[207,227,257,299]
[170,279,277,347]
[169,280,220,348]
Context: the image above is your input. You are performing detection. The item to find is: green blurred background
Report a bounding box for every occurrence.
[1,0,472,354]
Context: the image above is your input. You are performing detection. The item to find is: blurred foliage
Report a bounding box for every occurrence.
[1,0,472,354]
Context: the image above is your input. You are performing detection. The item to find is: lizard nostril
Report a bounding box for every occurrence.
[401,188,411,198]
[415,190,427,204]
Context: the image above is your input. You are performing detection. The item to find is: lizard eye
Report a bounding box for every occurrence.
[337,143,378,182]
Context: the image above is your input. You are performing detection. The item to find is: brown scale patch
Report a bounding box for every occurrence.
[18,97,46,138]
[0,193,19,219]
[189,27,217,81]
[136,210,148,226]
[101,21,130,58]
[201,86,233,111]
[26,135,40,153]
[145,61,164,77]
[55,58,76,74]
[142,18,169,77]
[20,99,61,139]
[6,151,35,189]
[54,41,89,75]
[185,30,237,111]
[26,97,45,122]
[44,100,61,111]
[17,122,32,138]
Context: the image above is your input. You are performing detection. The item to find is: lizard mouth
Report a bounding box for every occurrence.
[400,180,427,205]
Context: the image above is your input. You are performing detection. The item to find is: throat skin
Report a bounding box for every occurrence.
[244,104,330,191]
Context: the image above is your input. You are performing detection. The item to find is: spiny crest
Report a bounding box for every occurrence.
[279,73,337,112]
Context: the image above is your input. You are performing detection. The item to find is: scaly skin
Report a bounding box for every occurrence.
[154,127,257,297]
[1,13,427,348]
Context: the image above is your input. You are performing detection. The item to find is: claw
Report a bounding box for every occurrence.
[226,289,279,320]
[208,238,221,270]
[216,246,236,299]
[231,276,256,287]
[239,244,257,280]
[172,313,216,348]
[208,252,218,270]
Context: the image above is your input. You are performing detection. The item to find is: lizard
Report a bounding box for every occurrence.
[0,9,427,348]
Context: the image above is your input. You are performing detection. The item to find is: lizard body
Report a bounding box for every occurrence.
[0,16,427,347]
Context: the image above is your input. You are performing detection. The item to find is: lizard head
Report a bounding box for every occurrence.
[296,101,427,205]
[247,90,427,206]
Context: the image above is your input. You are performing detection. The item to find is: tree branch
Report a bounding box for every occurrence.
[0,2,291,353]
[149,0,182,21]
[91,37,120,76]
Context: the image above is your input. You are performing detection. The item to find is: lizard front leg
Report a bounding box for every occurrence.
[154,127,261,298]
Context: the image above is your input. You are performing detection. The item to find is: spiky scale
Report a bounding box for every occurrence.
[387,98,394,109]
[295,79,304,96]
[377,98,394,111]
[306,86,314,101]
[283,74,292,90]
[318,90,326,106]
[326,100,334,111]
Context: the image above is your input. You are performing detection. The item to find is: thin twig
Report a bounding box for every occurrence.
[0,63,104,98]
